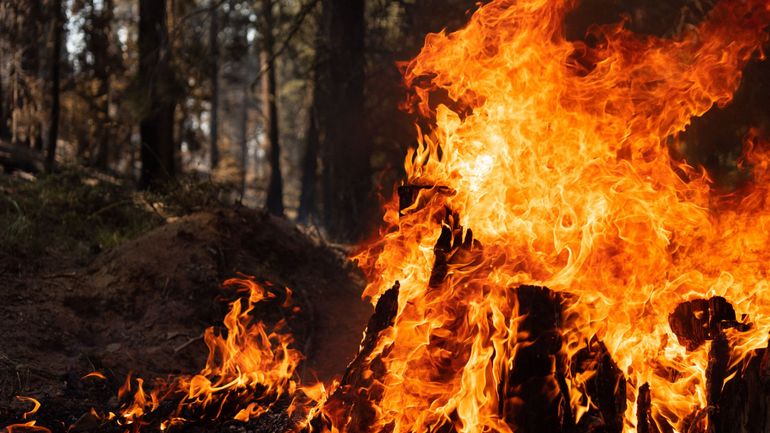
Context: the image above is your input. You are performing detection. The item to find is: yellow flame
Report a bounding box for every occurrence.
[355,0,770,432]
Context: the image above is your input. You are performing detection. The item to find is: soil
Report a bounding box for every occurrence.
[0,207,372,430]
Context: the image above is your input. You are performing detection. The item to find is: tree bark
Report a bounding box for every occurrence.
[316,0,370,242]
[90,0,115,170]
[260,0,284,216]
[45,0,63,172]
[209,0,220,170]
[298,94,318,223]
[0,52,10,141]
[138,0,176,189]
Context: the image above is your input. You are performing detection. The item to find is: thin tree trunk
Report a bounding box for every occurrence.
[45,0,63,172]
[240,65,250,197]
[92,0,115,170]
[0,57,9,140]
[260,0,284,216]
[138,0,176,189]
[209,0,220,170]
[298,101,318,223]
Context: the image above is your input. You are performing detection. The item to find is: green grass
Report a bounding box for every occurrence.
[0,169,161,260]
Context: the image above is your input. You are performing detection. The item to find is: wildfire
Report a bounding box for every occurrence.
[355,0,770,432]
[4,1,768,433]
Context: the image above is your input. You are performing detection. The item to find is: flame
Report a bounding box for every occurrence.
[15,397,41,420]
[2,398,50,433]
[117,278,305,430]
[2,422,50,433]
[82,371,107,381]
[354,0,770,432]
[10,1,768,432]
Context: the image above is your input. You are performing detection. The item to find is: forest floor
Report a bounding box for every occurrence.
[0,169,372,430]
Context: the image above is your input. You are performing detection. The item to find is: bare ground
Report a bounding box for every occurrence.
[0,207,371,429]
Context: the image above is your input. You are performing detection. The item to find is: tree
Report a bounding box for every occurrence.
[137,0,176,189]
[209,0,220,170]
[298,98,318,223]
[316,0,369,241]
[260,0,284,216]
[45,0,64,172]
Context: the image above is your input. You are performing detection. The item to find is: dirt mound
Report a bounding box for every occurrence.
[0,208,370,424]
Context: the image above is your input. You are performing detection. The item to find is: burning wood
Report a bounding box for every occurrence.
[5,0,770,432]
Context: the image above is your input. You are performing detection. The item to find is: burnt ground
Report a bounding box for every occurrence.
[0,205,371,430]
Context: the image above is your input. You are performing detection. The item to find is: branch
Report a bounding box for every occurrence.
[250,0,321,90]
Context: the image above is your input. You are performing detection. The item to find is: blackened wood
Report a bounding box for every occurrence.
[669,297,747,352]
[571,338,626,433]
[718,340,770,433]
[502,286,567,433]
[428,208,479,288]
[706,332,729,433]
[45,0,64,172]
[318,283,400,433]
[0,142,44,173]
[637,383,652,433]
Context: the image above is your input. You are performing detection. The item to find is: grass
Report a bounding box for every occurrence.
[0,167,237,266]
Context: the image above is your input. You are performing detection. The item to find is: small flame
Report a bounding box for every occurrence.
[117,278,307,430]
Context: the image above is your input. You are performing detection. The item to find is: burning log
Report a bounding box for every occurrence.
[637,383,653,433]
[570,337,626,433]
[668,297,749,352]
[317,283,400,433]
[706,331,729,433]
[716,339,770,433]
[500,285,568,433]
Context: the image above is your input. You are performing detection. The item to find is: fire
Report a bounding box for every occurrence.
[116,278,304,431]
[355,0,770,432]
[3,397,50,433]
[4,1,768,432]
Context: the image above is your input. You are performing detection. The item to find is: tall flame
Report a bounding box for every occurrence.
[356,0,770,432]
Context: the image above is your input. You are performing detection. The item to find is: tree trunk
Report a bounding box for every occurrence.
[209,0,220,170]
[316,0,369,242]
[240,66,250,197]
[138,0,176,189]
[91,0,115,170]
[0,57,10,141]
[45,0,63,172]
[298,101,318,224]
[260,0,284,216]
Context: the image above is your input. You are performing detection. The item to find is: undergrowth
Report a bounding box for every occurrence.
[0,167,237,269]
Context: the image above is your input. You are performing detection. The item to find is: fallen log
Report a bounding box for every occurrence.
[0,142,44,173]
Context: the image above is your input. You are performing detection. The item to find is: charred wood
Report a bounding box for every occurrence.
[669,297,749,352]
[501,286,568,433]
[638,383,653,433]
[718,339,770,433]
[317,283,400,433]
[706,332,729,433]
[0,142,44,173]
[570,337,626,433]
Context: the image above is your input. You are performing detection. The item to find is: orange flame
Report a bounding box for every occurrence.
[2,398,50,433]
[355,0,770,432]
[117,278,305,429]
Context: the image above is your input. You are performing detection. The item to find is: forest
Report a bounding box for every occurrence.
[2,0,770,432]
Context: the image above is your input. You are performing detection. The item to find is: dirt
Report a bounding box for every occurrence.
[0,207,372,429]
